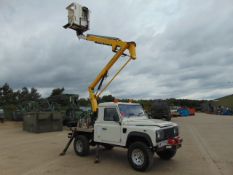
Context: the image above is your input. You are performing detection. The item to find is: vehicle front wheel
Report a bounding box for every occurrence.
[156,148,176,160]
[128,142,154,171]
[73,135,90,156]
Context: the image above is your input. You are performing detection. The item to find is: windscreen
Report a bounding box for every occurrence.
[118,104,145,118]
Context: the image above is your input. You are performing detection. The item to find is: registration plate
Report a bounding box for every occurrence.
[157,140,167,148]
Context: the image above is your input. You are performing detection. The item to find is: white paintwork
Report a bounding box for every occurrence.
[94,106,121,144]
[94,102,178,147]
[66,3,90,29]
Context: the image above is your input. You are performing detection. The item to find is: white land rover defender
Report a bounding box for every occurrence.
[65,102,182,171]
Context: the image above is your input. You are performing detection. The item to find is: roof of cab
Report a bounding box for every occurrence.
[98,102,140,107]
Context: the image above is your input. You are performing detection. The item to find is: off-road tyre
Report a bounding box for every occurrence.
[128,142,154,171]
[73,135,90,156]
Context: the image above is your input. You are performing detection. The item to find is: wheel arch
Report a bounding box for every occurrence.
[75,131,93,141]
[126,132,153,148]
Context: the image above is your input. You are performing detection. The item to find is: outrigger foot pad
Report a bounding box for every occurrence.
[59,152,66,156]
[94,158,100,164]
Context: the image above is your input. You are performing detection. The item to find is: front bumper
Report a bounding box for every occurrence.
[156,136,183,150]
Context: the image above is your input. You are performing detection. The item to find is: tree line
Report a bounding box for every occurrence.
[0,83,41,107]
[0,83,205,112]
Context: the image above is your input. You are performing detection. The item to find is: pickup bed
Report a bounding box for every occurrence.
[65,102,182,171]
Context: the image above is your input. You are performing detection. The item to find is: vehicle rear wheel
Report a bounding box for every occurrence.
[128,142,153,171]
[156,148,176,160]
[73,135,90,156]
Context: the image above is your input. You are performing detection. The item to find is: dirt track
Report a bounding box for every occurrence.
[0,113,233,175]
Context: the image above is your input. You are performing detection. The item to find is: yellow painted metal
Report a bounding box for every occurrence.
[96,57,131,98]
[83,34,136,112]
[85,34,126,52]
[128,42,136,60]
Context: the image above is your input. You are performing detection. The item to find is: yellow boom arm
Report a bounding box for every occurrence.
[81,34,136,112]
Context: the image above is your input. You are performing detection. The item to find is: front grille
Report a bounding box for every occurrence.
[156,126,179,142]
[164,127,178,140]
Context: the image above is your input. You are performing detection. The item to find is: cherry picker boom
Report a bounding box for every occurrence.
[63,2,136,114]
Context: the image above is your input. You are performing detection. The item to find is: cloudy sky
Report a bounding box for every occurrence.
[0,0,233,100]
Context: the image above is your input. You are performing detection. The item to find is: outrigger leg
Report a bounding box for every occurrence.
[60,129,76,156]
[94,144,100,163]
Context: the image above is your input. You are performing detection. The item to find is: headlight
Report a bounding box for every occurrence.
[156,130,164,142]
[174,126,179,136]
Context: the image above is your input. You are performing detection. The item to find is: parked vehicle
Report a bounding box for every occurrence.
[149,100,172,121]
[62,102,182,171]
[170,106,180,117]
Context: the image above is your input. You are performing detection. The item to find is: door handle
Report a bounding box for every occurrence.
[102,128,107,130]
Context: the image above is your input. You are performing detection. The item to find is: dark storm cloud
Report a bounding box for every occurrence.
[0,0,232,99]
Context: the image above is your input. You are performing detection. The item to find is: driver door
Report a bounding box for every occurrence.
[99,108,121,144]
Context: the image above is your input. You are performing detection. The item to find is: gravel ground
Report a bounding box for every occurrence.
[0,113,233,175]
